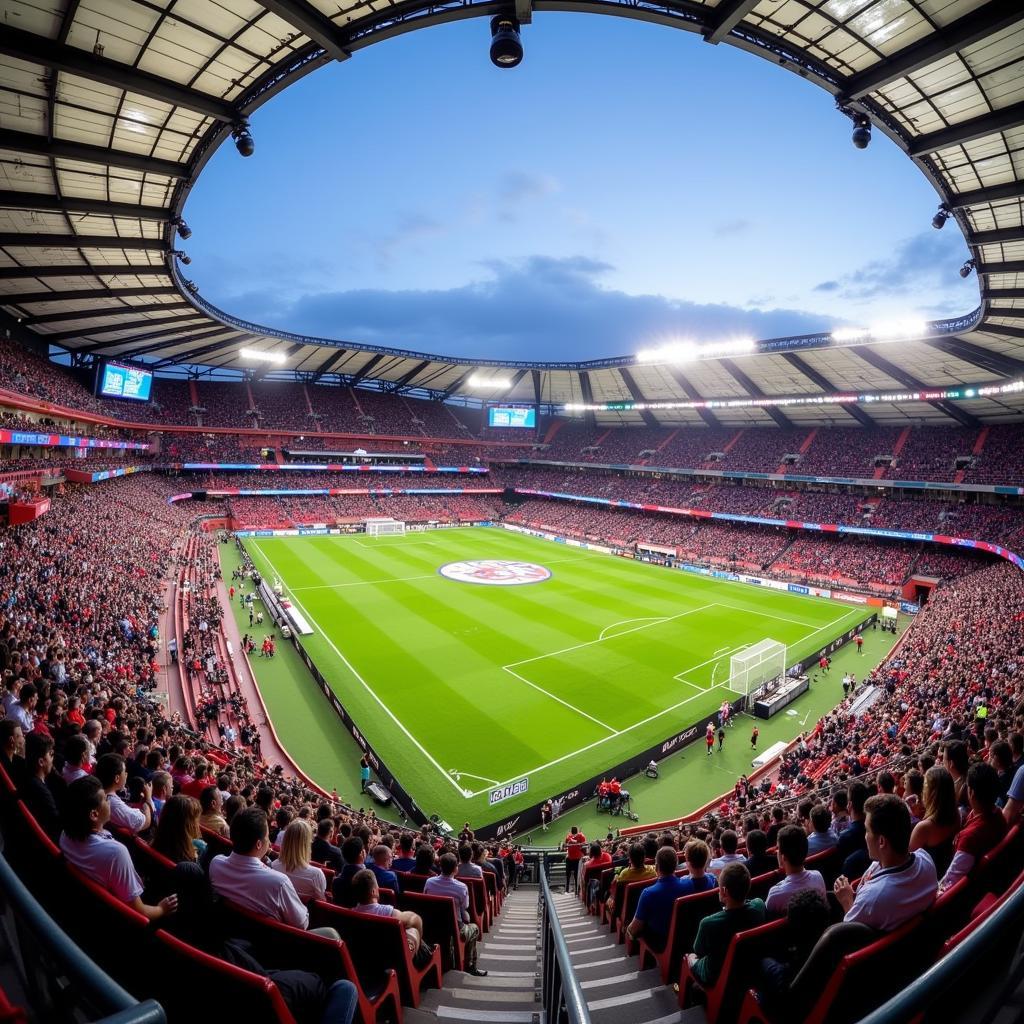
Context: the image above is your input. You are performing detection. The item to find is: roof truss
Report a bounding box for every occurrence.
[1,286,178,305]
[924,337,1024,377]
[24,301,192,326]
[666,366,721,428]
[617,367,660,428]
[0,191,172,222]
[256,1,351,60]
[781,352,874,426]
[908,100,1024,157]
[718,357,794,428]
[0,264,173,281]
[0,128,187,178]
[0,234,168,251]
[703,0,759,45]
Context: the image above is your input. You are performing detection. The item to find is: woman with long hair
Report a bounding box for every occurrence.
[909,765,961,877]
[271,819,327,902]
[152,795,206,864]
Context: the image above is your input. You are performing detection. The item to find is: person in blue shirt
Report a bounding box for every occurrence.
[368,844,401,895]
[359,755,371,793]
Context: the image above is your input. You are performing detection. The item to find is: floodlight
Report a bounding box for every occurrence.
[851,114,871,149]
[173,217,192,240]
[232,121,255,157]
[490,15,523,68]
[960,258,976,279]
[932,205,949,230]
[468,373,512,388]
[239,347,286,364]
[170,249,191,265]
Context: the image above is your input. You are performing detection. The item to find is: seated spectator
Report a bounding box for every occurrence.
[686,863,766,987]
[351,868,428,959]
[391,832,417,873]
[806,805,839,855]
[766,826,827,916]
[368,844,401,896]
[836,782,870,879]
[150,771,173,822]
[61,733,91,786]
[743,830,777,879]
[628,846,699,951]
[909,766,960,878]
[210,807,336,937]
[152,795,206,865]
[331,836,366,903]
[96,753,152,835]
[606,843,656,913]
[198,785,230,838]
[60,776,177,922]
[272,820,328,903]
[583,841,612,905]
[755,889,831,1008]
[18,732,62,841]
[456,843,482,880]
[833,794,937,930]
[1005,761,1024,828]
[939,762,1008,891]
[414,843,438,876]
[710,830,745,871]
[677,839,718,895]
[424,852,486,976]
[0,720,25,783]
[312,818,345,872]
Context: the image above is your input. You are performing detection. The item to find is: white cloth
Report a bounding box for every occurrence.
[60,830,143,904]
[765,869,827,915]
[107,792,146,834]
[424,874,471,923]
[271,861,327,902]
[709,853,746,871]
[9,704,33,734]
[210,852,309,929]
[844,850,936,931]
[62,764,88,785]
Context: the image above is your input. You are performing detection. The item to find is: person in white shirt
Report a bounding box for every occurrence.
[806,805,840,855]
[709,829,746,872]
[271,820,327,903]
[0,677,20,720]
[425,852,485,975]
[9,683,37,735]
[95,753,151,834]
[766,825,827,915]
[209,808,338,938]
[351,869,424,955]
[834,794,936,932]
[61,734,91,785]
[60,776,176,922]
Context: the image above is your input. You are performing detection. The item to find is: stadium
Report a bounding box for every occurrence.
[1,1,1023,1023]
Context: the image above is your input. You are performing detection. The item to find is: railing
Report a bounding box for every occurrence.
[540,864,591,1024]
[0,850,165,1024]
[859,875,1024,1024]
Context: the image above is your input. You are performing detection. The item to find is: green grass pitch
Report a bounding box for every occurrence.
[241,526,870,827]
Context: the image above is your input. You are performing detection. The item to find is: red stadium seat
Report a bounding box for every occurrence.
[399,890,467,972]
[619,877,658,949]
[636,886,721,984]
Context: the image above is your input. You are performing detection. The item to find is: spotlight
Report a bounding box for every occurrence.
[932,205,950,230]
[173,217,192,240]
[231,121,255,157]
[851,114,871,149]
[489,15,523,68]
[183,279,200,294]
[959,258,976,279]
[170,249,191,265]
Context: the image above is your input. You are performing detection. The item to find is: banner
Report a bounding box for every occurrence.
[0,430,149,450]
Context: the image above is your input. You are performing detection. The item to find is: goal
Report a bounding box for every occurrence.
[730,639,787,699]
[365,518,405,537]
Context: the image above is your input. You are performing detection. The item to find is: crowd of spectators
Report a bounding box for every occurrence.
[891,427,980,482]
[794,426,904,478]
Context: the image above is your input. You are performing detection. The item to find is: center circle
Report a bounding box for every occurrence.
[438,560,553,586]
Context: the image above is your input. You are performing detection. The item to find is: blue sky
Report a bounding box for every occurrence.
[182,13,980,362]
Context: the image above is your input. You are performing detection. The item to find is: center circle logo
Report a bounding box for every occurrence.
[438,559,552,586]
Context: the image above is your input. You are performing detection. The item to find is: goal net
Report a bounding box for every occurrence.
[730,639,787,698]
[365,518,405,537]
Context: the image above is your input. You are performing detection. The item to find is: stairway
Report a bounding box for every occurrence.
[406,887,544,1023]
[550,890,701,1024]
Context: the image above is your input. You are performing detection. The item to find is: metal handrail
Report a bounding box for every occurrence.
[540,865,592,1024]
[858,874,1024,1024]
[0,850,165,1024]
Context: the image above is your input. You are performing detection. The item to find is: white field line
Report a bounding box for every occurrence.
[353,538,441,548]
[501,665,619,734]
[451,770,501,787]
[251,541,469,799]
[598,617,669,641]
[464,607,866,798]
[292,573,439,592]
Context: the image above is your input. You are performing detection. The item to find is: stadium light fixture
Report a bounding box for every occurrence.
[635,338,756,365]
[932,205,950,230]
[239,347,286,364]
[490,15,523,68]
[468,373,513,389]
[830,320,927,345]
[231,121,255,157]
[851,113,871,149]
[960,258,976,279]
[170,249,191,265]
[173,217,192,240]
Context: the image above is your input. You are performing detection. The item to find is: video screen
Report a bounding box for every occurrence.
[488,406,536,429]
[97,362,153,402]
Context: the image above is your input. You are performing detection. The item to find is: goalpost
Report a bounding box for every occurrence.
[729,639,787,706]
[365,518,406,537]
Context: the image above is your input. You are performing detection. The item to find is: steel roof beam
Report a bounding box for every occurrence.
[703,0,759,45]
[0,191,171,222]
[252,342,306,382]
[923,336,1024,377]
[908,101,1024,157]
[24,301,192,326]
[579,371,596,429]
[439,368,473,400]
[0,233,168,251]
[982,288,1024,300]
[311,349,349,381]
[980,323,1024,340]
[718,357,794,428]
[256,1,351,60]
[76,325,236,359]
[948,180,1024,210]
[532,369,542,409]
[0,26,240,123]
[839,0,1023,101]
[1,286,178,305]
[617,367,661,428]
[389,359,431,392]
[781,352,875,427]
[0,263,172,281]
[148,333,250,367]
[978,261,1024,276]
[853,346,980,427]
[0,128,187,178]
[665,366,721,428]
[969,227,1024,246]
[45,313,204,343]
[350,353,385,385]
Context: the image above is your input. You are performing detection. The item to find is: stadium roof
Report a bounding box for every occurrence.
[0,0,1023,428]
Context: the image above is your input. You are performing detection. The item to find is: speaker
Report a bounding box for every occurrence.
[366,782,392,807]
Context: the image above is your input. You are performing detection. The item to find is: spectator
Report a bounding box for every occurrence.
[312,818,345,872]
[368,844,401,896]
[0,721,25,783]
[939,763,1008,891]
[710,830,745,871]
[833,794,937,930]
[909,766,960,878]
[18,732,62,841]
[766,826,827,916]
[456,843,483,881]
[756,890,831,1007]
[152,795,206,864]
[272,820,328,903]
[744,830,777,879]
[95,753,152,835]
[606,843,656,914]
[806,805,839,855]
[198,785,230,838]
[350,869,428,959]
[391,832,416,873]
[564,826,587,893]
[628,846,700,951]
[424,852,486,976]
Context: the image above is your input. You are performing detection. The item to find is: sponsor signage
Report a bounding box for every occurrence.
[489,777,529,806]
[1,430,149,450]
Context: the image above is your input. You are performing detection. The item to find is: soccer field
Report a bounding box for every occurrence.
[241,526,870,827]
